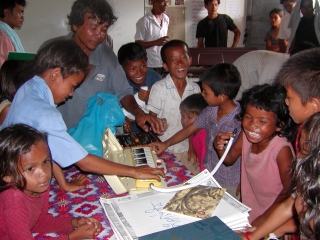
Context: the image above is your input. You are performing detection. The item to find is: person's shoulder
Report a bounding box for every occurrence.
[0,188,24,206]
[198,16,208,24]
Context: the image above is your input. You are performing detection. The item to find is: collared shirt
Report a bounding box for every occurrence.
[146,75,200,153]
[41,33,133,129]
[0,30,15,66]
[135,12,169,68]
[193,102,241,186]
[2,76,88,168]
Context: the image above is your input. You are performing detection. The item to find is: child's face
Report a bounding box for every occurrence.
[205,0,219,15]
[19,141,52,196]
[180,110,197,128]
[285,87,316,124]
[163,45,191,82]
[269,13,282,27]
[50,71,85,105]
[201,82,220,106]
[242,103,281,146]
[123,59,148,86]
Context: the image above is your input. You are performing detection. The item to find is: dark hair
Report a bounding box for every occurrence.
[0,60,34,102]
[204,0,220,5]
[239,84,297,142]
[160,39,190,64]
[300,0,314,8]
[67,0,117,33]
[280,0,296,3]
[180,93,208,115]
[34,39,88,79]
[269,8,284,18]
[200,63,241,100]
[117,42,147,66]
[276,48,320,105]
[0,124,50,193]
[291,112,320,239]
[0,0,26,18]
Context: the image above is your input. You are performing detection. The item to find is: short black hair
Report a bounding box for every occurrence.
[118,42,147,66]
[0,0,26,18]
[67,0,118,32]
[160,39,190,64]
[269,8,284,18]
[200,63,241,100]
[180,93,208,115]
[204,0,220,5]
[239,83,297,142]
[34,39,88,79]
[0,124,50,193]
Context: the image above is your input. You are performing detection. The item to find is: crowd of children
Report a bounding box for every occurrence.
[1,0,320,239]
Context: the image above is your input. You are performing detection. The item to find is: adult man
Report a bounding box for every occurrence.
[196,0,240,48]
[278,0,297,53]
[0,0,25,66]
[135,0,169,75]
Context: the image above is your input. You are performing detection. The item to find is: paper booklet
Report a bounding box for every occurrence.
[100,170,251,240]
[162,186,226,219]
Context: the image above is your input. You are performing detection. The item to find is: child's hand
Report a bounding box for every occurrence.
[149,141,169,154]
[72,217,101,229]
[213,132,235,151]
[63,175,90,192]
[124,117,134,133]
[138,87,150,103]
[68,222,101,240]
[188,142,198,165]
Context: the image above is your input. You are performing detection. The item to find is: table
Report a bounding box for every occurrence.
[34,151,193,239]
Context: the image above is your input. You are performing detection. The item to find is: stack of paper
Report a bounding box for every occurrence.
[100,171,251,240]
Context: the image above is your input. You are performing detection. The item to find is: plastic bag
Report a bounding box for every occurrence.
[68,93,125,157]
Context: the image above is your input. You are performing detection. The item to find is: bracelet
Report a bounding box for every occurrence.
[245,231,251,240]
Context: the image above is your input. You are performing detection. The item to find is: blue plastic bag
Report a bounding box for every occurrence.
[68,93,125,157]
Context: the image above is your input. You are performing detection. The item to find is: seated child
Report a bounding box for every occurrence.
[0,124,101,239]
[150,63,242,199]
[146,40,201,170]
[214,84,297,226]
[237,47,320,240]
[0,59,89,192]
[1,39,164,188]
[179,93,208,173]
[117,42,162,132]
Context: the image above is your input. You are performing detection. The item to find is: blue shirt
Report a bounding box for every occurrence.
[2,76,88,168]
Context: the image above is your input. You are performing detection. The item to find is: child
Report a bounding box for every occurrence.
[117,42,162,133]
[214,84,297,226]
[146,39,201,172]
[0,124,101,239]
[179,93,208,172]
[265,8,283,52]
[238,113,320,240]
[1,39,164,188]
[237,47,320,240]
[0,59,90,193]
[150,63,242,199]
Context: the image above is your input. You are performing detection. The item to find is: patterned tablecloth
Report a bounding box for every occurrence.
[34,151,193,239]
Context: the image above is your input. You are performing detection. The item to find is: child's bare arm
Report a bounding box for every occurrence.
[213,131,243,166]
[251,145,294,227]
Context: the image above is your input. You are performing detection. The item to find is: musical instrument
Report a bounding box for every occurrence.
[102,128,167,194]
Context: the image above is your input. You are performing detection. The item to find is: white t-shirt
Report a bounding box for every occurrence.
[278,13,291,40]
[135,12,169,68]
[233,50,290,100]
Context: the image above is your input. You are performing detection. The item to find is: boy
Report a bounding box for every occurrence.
[150,63,242,199]
[196,0,240,48]
[0,0,26,66]
[236,47,320,240]
[117,42,162,133]
[2,40,164,185]
[146,40,201,174]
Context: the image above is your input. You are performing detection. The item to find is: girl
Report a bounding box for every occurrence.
[265,8,283,52]
[0,124,101,239]
[214,84,297,226]
[179,93,208,174]
[238,112,320,240]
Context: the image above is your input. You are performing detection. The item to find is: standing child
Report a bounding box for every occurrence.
[117,42,162,133]
[0,124,101,239]
[180,93,208,173]
[146,40,201,173]
[150,63,242,199]
[238,47,320,240]
[265,8,283,52]
[214,84,297,226]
